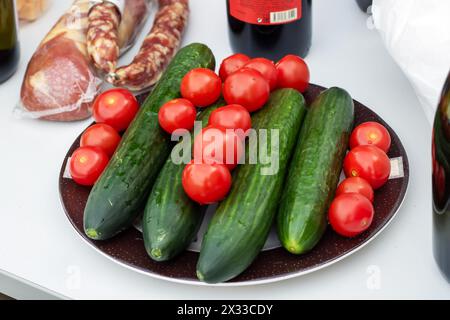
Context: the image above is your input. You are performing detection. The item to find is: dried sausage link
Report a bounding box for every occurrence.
[107,0,189,91]
[87,1,121,74]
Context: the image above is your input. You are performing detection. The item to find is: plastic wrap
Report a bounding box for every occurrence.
[372,0,450,124]
[17,0,51,21]
[16,0,151,121]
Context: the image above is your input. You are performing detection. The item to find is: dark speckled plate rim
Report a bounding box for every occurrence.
[60,191,408,287]
[59,84,409,286]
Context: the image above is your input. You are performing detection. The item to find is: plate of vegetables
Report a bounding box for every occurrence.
[59,43,409,285]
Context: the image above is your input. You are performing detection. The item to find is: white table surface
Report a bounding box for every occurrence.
[0,0,449,300]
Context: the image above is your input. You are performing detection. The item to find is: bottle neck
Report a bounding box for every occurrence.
[0,0,18,51]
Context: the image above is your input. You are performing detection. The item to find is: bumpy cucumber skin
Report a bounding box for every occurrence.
[196,89,307,283]
[83,43,216,240]
[277,87,354,254]
[142,100,224,261]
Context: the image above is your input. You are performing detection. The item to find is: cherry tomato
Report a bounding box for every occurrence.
[336,177,374,202]
[343,145,391,190]
[180,68,222,107]
[92,88,139,132]
[158,98,197,134]
[243,58,278,91]
[276,55,310,93]
[208,104,252,135]
[219,53,251,81]
[193,126,245,170]
[80,123,121,157]
[350,122,391,153]
[223,68,270,112]
[328,193,374,238]
[182,161,232,204]
[69,146,109,186]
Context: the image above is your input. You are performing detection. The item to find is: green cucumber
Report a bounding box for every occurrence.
[83,43,215,240]
[277,87,354,254]
[142,99,224,261]
[196,89,307,283]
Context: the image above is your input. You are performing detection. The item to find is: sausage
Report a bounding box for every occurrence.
[87,1,121,74]
[20,0,151,122]
[87,0,151,75]
[107,0,189,92]
[118,0,151,49]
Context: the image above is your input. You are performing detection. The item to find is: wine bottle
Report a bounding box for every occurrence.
[432,71,450,283]
[356,0,372,13]
[0,0,20,84]
[227,0,312,61]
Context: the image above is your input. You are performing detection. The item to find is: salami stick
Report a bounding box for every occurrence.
[107,0,189,91]
[87,1,121,74]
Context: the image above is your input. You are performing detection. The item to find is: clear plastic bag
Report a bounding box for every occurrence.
[372,0,450,124]
[16,0,151,121]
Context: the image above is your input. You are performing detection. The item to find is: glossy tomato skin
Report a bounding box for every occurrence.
[336,177,374,202]
[208,104,251,134]
[243,58,278,91]
[223,68,270,112]
[180,68,222,107]
[92,88,139,132]
[80,123,121,157]
[328,193,374,237]
[219,53,251,81]
[158,98,197,134]
[350,121,391,152]
[343,145,391,190]
[182,161,232,204]
[69,146,109,186]
[276,55,310,93]
[193,126,245,170]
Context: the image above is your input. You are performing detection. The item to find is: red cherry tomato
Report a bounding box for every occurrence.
[276,55,310,93]
[180,68,222,107]
[182,161,232,204]
[219,53,251,81]
[69,146,109,186]
[92,88,139,132]
[243,58,278,91]
[343,145,391,190]
[223,68,270,112]
[80,123,121,157]
[336,177,374,202]
[350,122,392,153]
[193,126,245,170]
[158,98,197,134]
[328,193,375,238]
[208,104,252,135]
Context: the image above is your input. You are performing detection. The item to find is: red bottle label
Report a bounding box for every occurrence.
[229,0,302,25]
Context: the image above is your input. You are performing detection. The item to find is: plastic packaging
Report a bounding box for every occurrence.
[17,0,51,21]
[372,0,450,124]
[16,0,151,121]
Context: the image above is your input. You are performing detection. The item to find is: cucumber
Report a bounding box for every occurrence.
[196,89,307,283]
[142,99,224,261]
[83,43,216,240]
[277,87,354,254]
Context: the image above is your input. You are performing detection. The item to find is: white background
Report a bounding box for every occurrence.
[0,0,449,299]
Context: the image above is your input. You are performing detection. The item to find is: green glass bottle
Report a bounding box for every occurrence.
[0,0,20,83]
[432,71,450,283]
